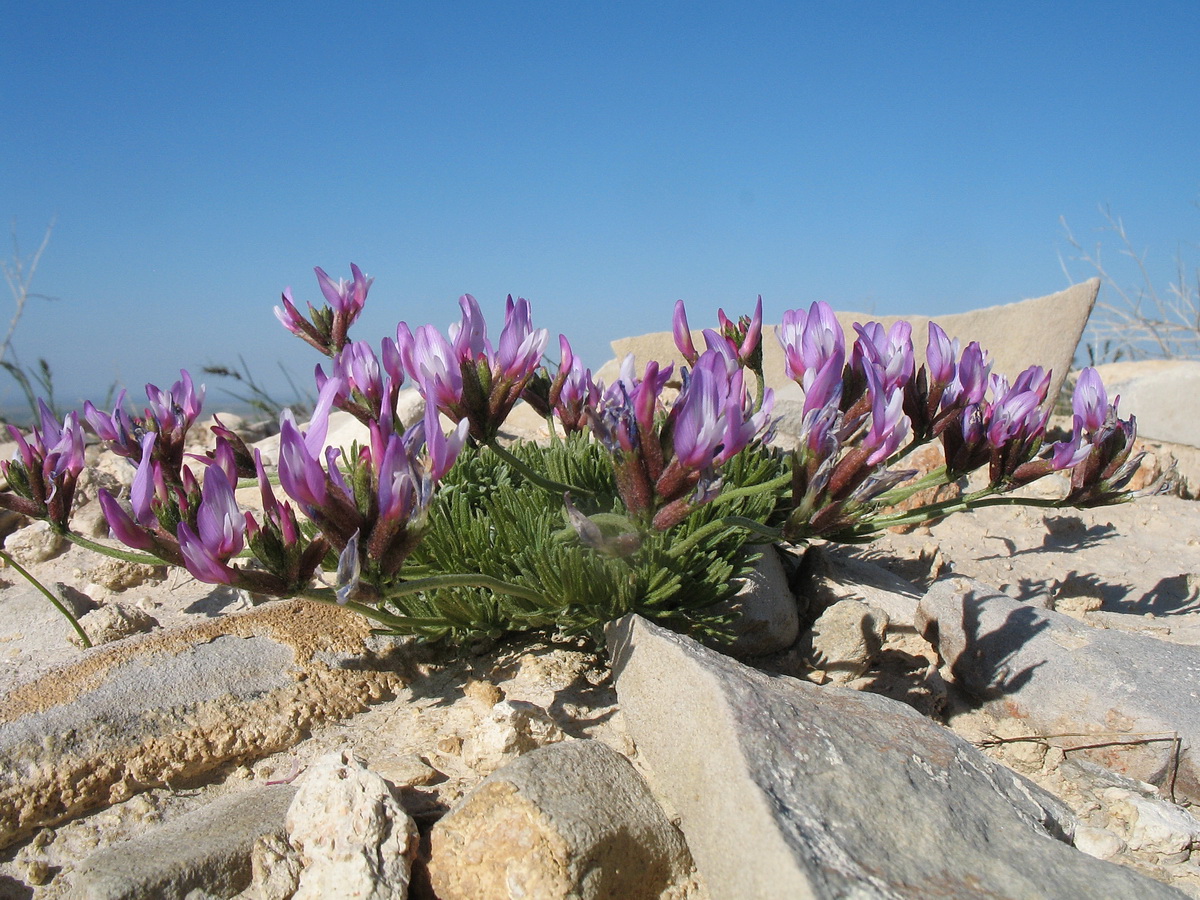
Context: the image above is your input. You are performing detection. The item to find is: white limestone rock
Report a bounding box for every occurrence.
[70,601,159,647]
[461,699,567,776]
[286,748,419,900]
[708,547,799,658]
[3,520,64,564]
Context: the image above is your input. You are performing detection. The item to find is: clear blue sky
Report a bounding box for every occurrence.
[3,1,1197,413]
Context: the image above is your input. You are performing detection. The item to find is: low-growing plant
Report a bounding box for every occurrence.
[0,264,1146,646]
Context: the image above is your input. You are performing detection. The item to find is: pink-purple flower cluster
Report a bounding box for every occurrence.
[276,378,468,594]
[397,294,549,443]
[588,344,775,530]
[0,400,86,529]
[775,300,1141,540]
[275,264,371,357]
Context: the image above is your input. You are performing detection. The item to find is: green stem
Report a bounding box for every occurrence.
[668,515,779,560]
[708,471,792,508]
[486,438,591,496]
[845,489,1068,537]
[382,572,546,606]
[61,532,167,566]
[1,548,92,648]
[872,465,953,507]
[303,571,548,621]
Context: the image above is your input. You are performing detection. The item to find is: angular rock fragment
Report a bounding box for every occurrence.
[607,613,1183,899]
[430,739,693,900]
[461,698,567,775]
[804,543,924,627]
[918,576,1200,802]
[70,601,158,647]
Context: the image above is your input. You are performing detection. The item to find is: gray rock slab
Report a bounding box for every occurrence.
[70,784,296,900]
[918,576,1200,801]
[0,601,402,850]
[1094,360,1200,448]
[606,613,1184,900]
[597,280,1098,412]
[430,739,692,900]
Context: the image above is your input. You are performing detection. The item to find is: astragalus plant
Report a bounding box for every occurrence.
[0,265,1145,645]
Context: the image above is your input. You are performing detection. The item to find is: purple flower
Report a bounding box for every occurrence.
[717,295,763,366]
[862,365,911,465]
[275,264,372,355]
[943,342,990,409]
[675,297,764,371]
[145,369,205,438]
[496,296,549,380]
[673,300,699,365]
[422,404,469,482]
[1050,422,1092,470]
[315,263,372,320]
[375,429,424,527]
[778,301,846,392]
[853,321,914,393]
[397,323,466,418]
[449,293,490,361]
[925,322,958,386]
[195,465,245,559]
[83,390,140,459]
[317,338,404,425]
[277,378,342,511]
[1073,367,1111,432]
[177,522,236,584]
[1011,365,1051,403]
[985,389,1045,451]
[97,490,156,552]
[130,432,159,526]
[274,287,320,345]
[545,335,599,434]
[399,293,548,442]
[672,357,732,469]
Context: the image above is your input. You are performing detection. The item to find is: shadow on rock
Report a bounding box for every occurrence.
[947,587,1049,702]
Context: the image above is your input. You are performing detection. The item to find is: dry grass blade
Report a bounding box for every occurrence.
[1060,204,1200,363]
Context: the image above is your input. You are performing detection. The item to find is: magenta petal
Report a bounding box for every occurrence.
[178,522,234,584]
[98,490,155,551]
[673,300,698,363]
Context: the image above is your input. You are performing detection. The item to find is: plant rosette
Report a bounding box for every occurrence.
[0,266,1147,647]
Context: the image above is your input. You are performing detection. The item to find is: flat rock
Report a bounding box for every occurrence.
[917,576,1200,801]
[606,613,1183,899]
[598,280,1098,410]
[1094,360,1200,448]
[430,739,693,900]
[70,783,296,899]
[0,601,402,850]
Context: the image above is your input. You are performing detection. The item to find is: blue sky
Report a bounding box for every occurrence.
[3,1,1197,414]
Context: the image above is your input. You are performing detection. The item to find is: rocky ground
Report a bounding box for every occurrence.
[0,392,1199,898]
